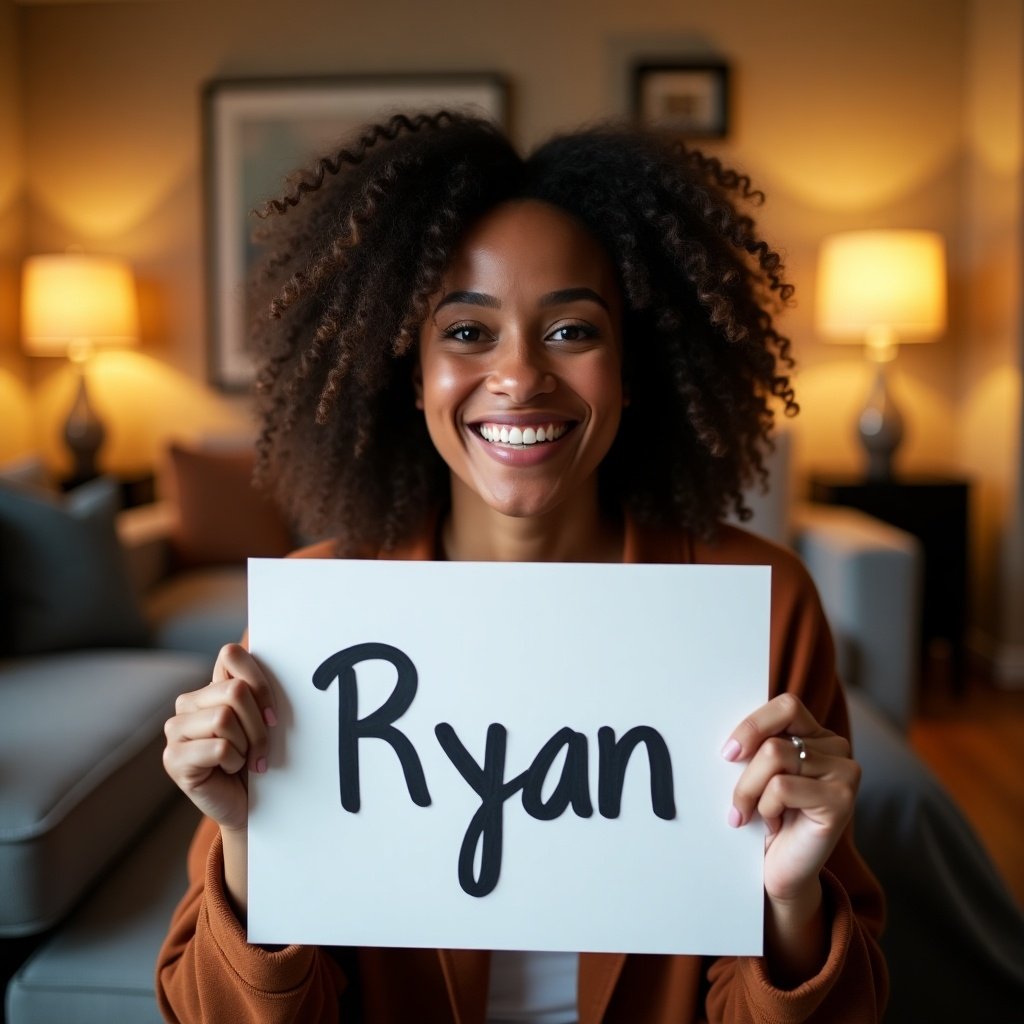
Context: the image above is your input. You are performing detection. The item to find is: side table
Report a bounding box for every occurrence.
[808,473,970,693]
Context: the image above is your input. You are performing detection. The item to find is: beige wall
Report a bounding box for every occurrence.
[11,0,1022,663]
[19,0,967,472]
[960,0,1024,679]
[0,0,33,462]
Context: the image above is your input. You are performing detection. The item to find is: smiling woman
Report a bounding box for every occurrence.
[157,111,888,1024]
[242,112,797,557]
[415,200,625,560]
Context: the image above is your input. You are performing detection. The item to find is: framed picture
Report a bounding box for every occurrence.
[632,62,729,140]
[203,74,509,391]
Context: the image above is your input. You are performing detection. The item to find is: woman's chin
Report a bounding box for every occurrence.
[450,465,600,525]
[474,482,572,522]
[485,494,563,521]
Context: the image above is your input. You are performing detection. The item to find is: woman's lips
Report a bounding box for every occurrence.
[468,419,577,466]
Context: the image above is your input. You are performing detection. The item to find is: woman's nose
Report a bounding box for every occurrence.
[485,337,556,403]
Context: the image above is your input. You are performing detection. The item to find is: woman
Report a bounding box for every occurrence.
[158,112,886,1023]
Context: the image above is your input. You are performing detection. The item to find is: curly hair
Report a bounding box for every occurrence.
[249,110,797,553]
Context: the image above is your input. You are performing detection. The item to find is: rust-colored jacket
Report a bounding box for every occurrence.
[156,521,887,1023]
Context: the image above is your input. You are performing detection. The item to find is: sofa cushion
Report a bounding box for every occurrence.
[0,478,149,656]
[146,566,248,659]
[5,797,200,1024]
[166,443,292,567]
[0,649,210,936]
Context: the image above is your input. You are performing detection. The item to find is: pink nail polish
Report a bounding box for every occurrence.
[263,707,278,727]
[256,757,267,774]
[728,806,743,828]
[721,738,741,762]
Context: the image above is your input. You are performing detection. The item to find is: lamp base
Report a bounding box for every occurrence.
[858,362,904,481]
[64,368,106,482]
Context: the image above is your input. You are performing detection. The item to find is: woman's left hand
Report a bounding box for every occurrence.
[722,692,861,908]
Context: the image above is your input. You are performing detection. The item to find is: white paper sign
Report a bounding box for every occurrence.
[247,558,769,956]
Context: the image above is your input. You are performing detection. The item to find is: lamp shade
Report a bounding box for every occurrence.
[21,254,140,357]
[815,230,947,344]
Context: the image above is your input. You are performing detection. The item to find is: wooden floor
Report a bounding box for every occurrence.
[908,659,1024,909]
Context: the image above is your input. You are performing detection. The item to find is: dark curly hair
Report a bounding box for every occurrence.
[249,110,797,553]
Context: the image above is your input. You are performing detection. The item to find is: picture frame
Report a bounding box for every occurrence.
[632,62,730,140]
[202,74,509,391]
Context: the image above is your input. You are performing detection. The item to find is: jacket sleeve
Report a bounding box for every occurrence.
[155,816,350,1024]
[703,539,888,1023]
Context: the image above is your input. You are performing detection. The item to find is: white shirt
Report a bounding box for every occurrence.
[486,950,578,1024]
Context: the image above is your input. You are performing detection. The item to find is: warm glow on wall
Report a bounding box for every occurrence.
[32,351,254,475]
[794,359,954,478]
[0,365,34,464]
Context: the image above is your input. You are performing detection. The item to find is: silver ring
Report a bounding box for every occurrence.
[790,735,807,775]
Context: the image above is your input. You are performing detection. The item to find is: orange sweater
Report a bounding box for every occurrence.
[156,521,887,1023]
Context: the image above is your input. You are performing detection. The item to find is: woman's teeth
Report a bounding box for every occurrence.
[478,423,568,446]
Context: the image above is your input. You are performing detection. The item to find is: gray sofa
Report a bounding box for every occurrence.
[3,463,1023,1022]
[0,469,246,1023]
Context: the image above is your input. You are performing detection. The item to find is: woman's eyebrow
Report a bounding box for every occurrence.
[539,287,610,311]
[433,286,610,315]
[434,290,500,312]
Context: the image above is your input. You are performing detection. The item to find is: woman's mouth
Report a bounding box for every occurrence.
[475,422,571,447]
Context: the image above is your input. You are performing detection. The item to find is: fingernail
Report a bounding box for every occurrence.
[263,707,278,727]
[721,738,742,762]
[728,806,743,828]
[256,757,267,774]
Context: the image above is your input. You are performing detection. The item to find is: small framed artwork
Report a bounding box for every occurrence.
[632,62,730,139]
[203,74,509,391]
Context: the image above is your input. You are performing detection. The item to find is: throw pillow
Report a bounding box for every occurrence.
[0,477,150,655]
[166,443,293,567]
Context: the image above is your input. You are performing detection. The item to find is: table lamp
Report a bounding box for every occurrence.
[815,229,946,481]
[21,253,140,482]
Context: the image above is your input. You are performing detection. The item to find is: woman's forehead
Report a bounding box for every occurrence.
[441,199,618,296]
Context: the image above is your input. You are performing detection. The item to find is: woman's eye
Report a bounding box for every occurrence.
[442,324,484,343]
[548,324,597,342]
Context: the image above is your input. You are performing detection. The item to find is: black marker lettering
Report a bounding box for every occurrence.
[436,724,596,896]
[597,725,676,820]
[520,727,593,820]
[434,722,526,898]
[312,646,677,900]
[312,642,431,812]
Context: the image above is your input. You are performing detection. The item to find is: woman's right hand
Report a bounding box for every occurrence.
[163,643,277,834]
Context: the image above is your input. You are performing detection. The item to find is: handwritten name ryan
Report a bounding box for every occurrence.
[312,643,677,897]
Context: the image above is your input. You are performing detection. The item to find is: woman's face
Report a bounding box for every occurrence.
[416,200,625,521]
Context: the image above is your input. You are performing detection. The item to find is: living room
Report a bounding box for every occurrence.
[4,0,1023,683]
[1,0,1022,1020]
